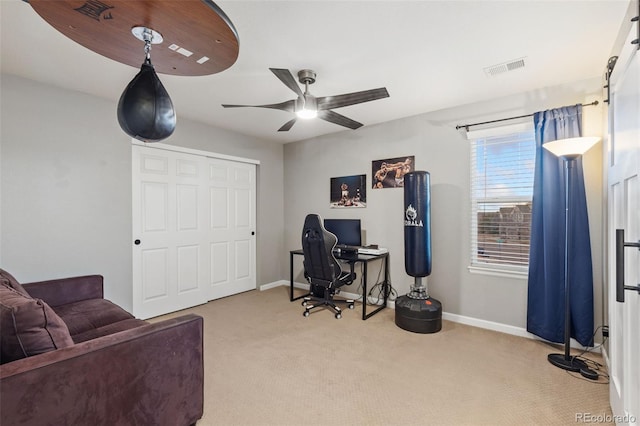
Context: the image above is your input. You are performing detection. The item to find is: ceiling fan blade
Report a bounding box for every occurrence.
[269,68,304,97]
[278,118,297,132]
[317,88,389,111]
[221,99,296,112]
[318,110,363,130]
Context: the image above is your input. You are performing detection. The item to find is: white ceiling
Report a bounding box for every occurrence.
[0,0,630,144]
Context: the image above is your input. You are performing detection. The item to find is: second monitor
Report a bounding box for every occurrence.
[323,218,362,248]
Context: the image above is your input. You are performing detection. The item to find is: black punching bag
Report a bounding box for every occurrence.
[395,170,442,333]
[404,171,432,277]
[117,60,176,143]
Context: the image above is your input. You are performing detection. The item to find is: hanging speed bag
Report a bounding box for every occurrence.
[117,62,176,143]
[404,171,432,277]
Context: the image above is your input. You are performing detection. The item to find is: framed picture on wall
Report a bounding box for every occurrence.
[372,156,415,188]
[330,174,366,208]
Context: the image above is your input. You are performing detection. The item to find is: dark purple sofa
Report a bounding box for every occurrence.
[0,270,204,426]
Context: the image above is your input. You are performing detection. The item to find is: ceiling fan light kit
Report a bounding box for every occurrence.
[222,68,389,132]
[296,98,318,120]
[295,69,318,119]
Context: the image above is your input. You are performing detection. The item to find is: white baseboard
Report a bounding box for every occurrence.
[259,280,291,291]
[441,311,533,339]
[260,281,601,350]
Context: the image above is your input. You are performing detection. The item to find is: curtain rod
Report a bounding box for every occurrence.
[455,100,599,131]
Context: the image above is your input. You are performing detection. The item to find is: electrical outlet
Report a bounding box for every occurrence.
[602,326,609,338]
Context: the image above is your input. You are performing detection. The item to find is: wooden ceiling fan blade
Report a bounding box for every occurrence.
[318,110,363,130]
[317,88,389,110]
[269,68,304,97]
[222,99,296,112]
[278,118,297,132]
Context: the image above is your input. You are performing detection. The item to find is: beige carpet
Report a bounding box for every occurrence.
[155,287,612,425]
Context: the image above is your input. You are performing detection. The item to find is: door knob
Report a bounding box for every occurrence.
[616,229,640,302]
[134,239,141,245]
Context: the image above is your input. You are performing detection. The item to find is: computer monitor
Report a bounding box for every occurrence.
[323,219,362,247]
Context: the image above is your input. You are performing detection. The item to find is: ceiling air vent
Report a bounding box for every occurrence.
[484,57,526,77]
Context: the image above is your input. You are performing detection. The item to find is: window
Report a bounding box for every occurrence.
[470,127,535,275]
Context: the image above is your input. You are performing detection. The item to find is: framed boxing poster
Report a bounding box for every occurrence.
[372,156,414,188]
[330,174,366,208]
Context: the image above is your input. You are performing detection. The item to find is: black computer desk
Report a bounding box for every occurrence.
[289,249,390,320]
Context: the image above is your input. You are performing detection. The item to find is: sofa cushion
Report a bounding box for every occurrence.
[71,318,148,343]
[52,298,136,338]
[0,268,30,297]
[0,284,74,364]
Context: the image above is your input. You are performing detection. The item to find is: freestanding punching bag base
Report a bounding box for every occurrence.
[395,295,442,334]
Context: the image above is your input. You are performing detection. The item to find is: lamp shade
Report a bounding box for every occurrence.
[542,136,600,159]
[117,62,176,143]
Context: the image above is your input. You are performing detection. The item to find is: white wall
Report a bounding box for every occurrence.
[0,74,285,312]
[283,77,605,332]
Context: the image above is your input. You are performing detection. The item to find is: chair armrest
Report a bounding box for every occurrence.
[23,275,104,306]
[1,314,204,426]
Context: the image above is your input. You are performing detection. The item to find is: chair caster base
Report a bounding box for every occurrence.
[301,295,353,319]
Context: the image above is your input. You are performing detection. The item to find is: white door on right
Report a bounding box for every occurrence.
[608,11,639,424]
[207,157,257,300]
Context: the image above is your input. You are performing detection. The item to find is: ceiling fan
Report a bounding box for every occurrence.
[222,68,389,132]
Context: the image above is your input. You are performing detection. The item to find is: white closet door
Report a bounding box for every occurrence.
[207,157,257,300]
[132,144,257,319]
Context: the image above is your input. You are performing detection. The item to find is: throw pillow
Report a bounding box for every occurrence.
[0,283,74,364]
[0,268,30,297]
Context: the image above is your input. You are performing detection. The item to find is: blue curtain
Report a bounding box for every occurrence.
[527,105,594,347]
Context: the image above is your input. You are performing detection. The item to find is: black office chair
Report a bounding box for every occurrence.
[301,214,355,319]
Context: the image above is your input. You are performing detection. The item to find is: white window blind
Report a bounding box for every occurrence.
[470,130,535,272]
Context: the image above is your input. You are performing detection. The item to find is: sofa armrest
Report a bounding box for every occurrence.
[1,314,204,426]
[23,275,104,306]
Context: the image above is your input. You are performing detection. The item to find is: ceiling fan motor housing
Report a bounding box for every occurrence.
[297,69,316,85]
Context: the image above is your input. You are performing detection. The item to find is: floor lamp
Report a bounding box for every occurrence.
[543,136,600,372]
